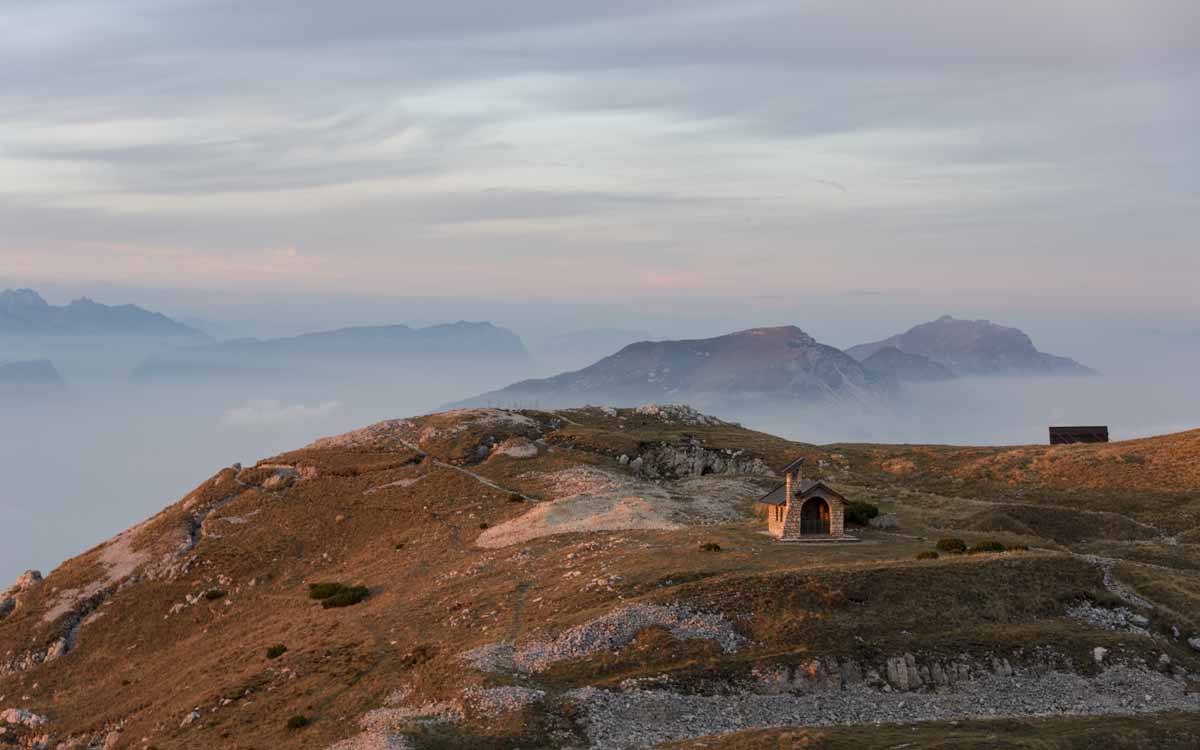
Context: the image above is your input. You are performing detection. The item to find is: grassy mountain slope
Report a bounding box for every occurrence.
[1,408,1198,749]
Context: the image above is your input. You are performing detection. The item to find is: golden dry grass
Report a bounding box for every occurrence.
[1,408,1197,749]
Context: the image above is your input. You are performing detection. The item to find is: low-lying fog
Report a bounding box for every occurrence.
[2,331,1199,584]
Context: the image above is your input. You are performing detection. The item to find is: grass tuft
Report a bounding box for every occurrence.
[968,539,1007,554]
[285,715,310,730]
[935,537,967,554]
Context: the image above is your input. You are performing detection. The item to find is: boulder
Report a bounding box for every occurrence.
[494,437,538,459]
[0,570,43,620]
[0,708,48,728]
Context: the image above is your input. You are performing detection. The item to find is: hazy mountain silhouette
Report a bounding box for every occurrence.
[0,289,202,337]
[860,346,956,382]
[135,321,531,380]
[847,315,1094,376]
[458,325,889,409]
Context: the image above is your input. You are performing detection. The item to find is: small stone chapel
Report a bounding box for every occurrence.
[758,458,849,541]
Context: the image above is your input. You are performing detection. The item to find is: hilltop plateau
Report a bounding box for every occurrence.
[2,406,1199,749]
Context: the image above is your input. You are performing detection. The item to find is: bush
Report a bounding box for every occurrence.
[915,550,939,560]
[479,522,489,530]
[935,538,967,554]
[266,644,288,660]
[309,582,370,608]
[699,542,722,552]
[308,582,344,600]
[393,542,405,551]
[844,501,880,527]
[968,540,1007,554]
[203,589,226,601]
[1008,544,1029,552]
[286,715,310,730]
[508,493,524,503]
[320,585,370,609]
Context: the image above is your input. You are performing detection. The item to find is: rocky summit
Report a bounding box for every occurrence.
[1,406,1199,749]
[458,326,889,411]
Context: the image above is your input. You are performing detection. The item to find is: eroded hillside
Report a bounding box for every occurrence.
[2,406,1199,749]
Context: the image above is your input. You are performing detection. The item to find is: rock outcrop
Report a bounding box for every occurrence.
[0,570,42,620]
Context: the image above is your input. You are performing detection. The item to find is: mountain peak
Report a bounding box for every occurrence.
[735,325,815,342]
[847,317,1093,376]
[0,288,50,308]
[457,324,885,410]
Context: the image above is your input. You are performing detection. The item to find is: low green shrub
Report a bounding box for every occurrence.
[479,522,489,530]
[844,501,880,527]
[915,550,939,560]
[508,493,524,503]
[203,589,226,601]
[266,644,288,660]
[968,540,1007,554]
[936,538,967,554]
[308,582,344,600]
[309,582,370,607]
[1008,544,1030,552]
[699,542,722,552]
[320,585,370,609]
[286,715,310,730]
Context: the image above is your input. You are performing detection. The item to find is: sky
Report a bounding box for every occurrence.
[3,0,1199,312]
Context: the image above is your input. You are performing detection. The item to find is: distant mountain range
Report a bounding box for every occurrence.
[460,316,1095,409]
[457,325,888,409]
[0,289,202,337]
[847,315,1094,376]
[136,321,530,379]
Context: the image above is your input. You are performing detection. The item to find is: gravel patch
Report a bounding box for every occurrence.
[326,732,414,750]
[463,686,546,717]
[1066,600,1151,635]
[477,468,681,547]
[477,467,763,548]
[568,667,1200,749]
[464,603,744,674]
[360,702,464,730]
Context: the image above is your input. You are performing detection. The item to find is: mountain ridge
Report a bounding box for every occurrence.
[135,320,531,379]
[457,325,889,409]
[0,289,203,337]
[847,315,1094,376]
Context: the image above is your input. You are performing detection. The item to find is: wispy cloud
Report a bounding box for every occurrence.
[1,1,1197,305]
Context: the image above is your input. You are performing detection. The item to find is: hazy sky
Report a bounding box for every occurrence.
[3,1,1198,310]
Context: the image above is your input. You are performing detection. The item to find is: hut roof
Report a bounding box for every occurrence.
[756,479,844,506]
